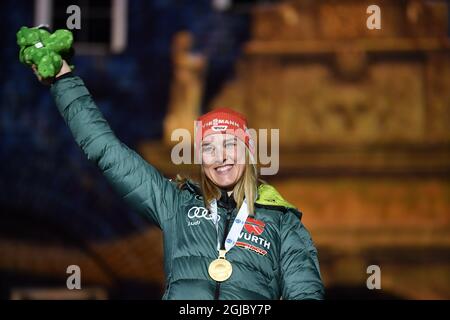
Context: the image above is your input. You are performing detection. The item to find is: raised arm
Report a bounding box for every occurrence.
[48,63,183,229]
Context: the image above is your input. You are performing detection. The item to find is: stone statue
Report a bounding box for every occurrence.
[164,31,206,146]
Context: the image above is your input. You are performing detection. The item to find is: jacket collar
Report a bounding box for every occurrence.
[182,179,301,217]
[218,189,236,211]
[183,180,236,210]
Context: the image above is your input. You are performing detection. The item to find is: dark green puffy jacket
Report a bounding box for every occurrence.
[50,75,325,300]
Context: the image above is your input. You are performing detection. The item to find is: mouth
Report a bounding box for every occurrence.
[214,164,234,174]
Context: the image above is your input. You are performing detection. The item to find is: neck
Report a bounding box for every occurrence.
[227,190,233,196]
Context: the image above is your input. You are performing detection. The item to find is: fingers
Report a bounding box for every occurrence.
[31,64,42,81]
[31,64,55,85]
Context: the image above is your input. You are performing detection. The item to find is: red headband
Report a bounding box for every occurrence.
[195,107,254,161]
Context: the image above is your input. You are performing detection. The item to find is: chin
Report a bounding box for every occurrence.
[212,175,238,189]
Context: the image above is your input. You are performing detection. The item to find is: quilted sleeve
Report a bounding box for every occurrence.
[280,209,325,299]
[50,75,183,229]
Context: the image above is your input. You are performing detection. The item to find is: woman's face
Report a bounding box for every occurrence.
[201,133,246,190]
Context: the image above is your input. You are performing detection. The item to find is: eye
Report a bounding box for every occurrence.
[225,141,237,148]
[202,145,214,153]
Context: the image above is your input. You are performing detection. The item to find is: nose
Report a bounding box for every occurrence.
[212,145,226,164]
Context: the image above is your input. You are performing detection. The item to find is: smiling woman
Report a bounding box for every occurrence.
[24,37,324,298]
[195,108,257,218]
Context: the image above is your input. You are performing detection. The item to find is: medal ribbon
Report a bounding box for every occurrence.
[209,198,249,254]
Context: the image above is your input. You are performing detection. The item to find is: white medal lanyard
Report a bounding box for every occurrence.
[209,198,249,255]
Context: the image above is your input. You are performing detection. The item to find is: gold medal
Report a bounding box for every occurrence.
[208,250,233,282]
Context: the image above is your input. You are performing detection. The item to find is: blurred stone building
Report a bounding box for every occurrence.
[158,0,450,299]
[1,0,449,300]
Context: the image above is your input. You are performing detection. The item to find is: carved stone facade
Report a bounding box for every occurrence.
[138,0,450,299]
[211,0,450,147]
[204,0,450,299]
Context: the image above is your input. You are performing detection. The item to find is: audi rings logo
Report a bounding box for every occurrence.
[187,206,220,221]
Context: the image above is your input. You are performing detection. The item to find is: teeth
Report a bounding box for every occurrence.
[216,165,233,172]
